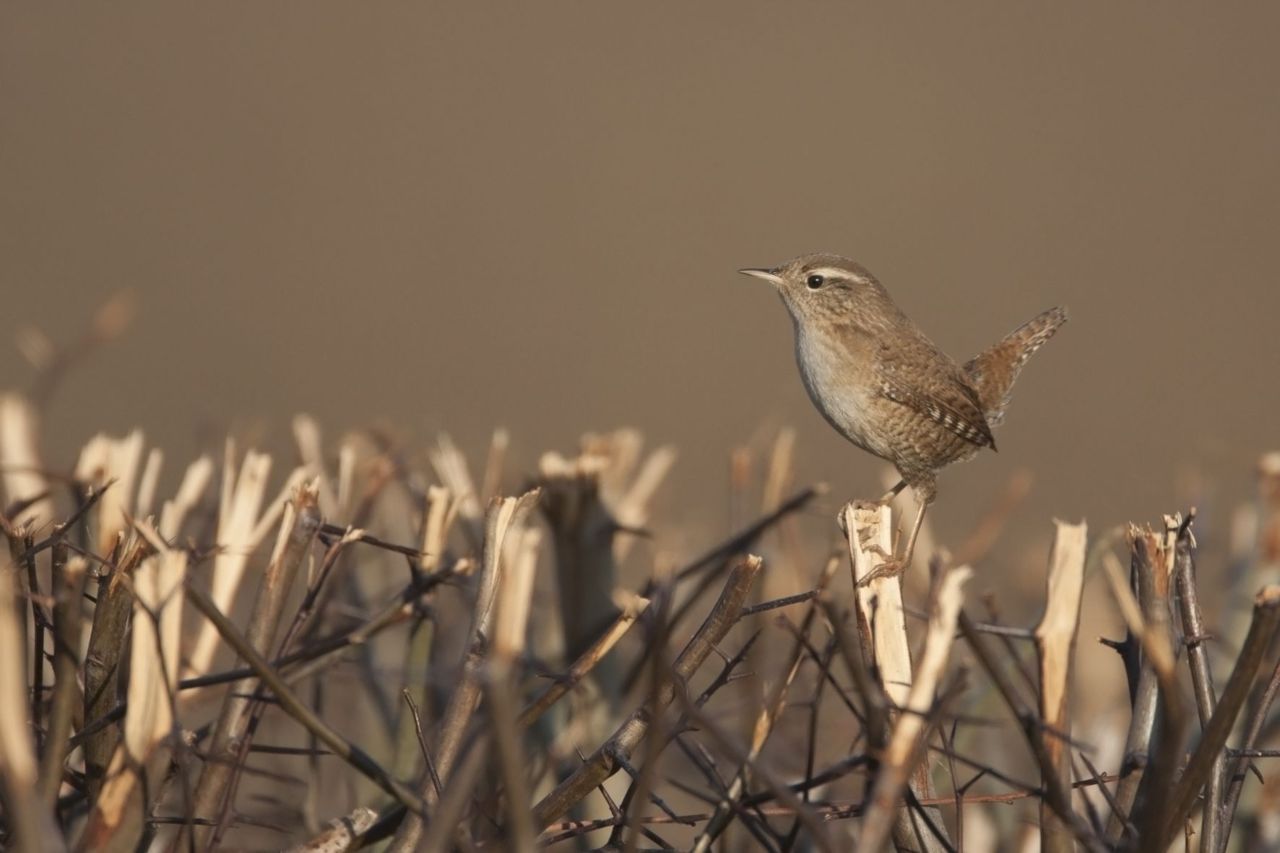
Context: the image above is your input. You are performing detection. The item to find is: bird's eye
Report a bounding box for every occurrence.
[806,274,825,290]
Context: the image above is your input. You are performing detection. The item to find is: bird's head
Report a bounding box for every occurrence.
[739,253,894,327]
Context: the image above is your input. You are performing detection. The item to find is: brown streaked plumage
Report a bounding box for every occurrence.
[741,252,1066,578]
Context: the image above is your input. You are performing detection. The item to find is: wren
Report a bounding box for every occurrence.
[741,253,1066,579]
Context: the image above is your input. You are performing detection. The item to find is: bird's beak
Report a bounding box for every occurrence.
[738,267,783,286]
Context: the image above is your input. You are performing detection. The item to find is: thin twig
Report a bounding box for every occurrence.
[958,610,1106,852]
[183,580,427,816]
[1159,586,1280,850]
[531,556,763,831]
[1171,513,1224,853]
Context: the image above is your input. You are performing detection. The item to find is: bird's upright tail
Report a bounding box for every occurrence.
[963,306,1067,427]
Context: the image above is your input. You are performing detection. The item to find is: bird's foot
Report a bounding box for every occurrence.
[858,558,907,587]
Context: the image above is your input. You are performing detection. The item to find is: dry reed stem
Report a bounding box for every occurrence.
[83,523,188,850]
[293,414,340,517]
[610,438,676,563]
[492,524,540,660]
[1100,528,1187,843]
[486,519,540,849]
[531,555,763,831]
[80,435,151,799]
[123,522,186,758]
[81,540,139,797]
[75,430,144,557]
[840,501,948,850]
[858,564,970,852]
[487,662,535,850]
[0,555,63,852]
[429,431,485,546]
[388,488,540,851]
[418,484,458,574]
[39,542,87,808]
[134,448,162,521]
[1034,519,1088,853]
[756,429,807,634]
[188,483,320,847]
[0,393,54,529]
[481,427,510,503]
[389,485,458,778]
[435,490,539,777]
[185,442,272,678]
[538,450,620,655]
[840,501,912,707]
[158,456,213,541]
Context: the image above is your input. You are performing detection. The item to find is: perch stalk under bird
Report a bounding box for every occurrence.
[741,253,1067,582]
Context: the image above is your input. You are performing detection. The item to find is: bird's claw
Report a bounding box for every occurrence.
[858,558,907,587]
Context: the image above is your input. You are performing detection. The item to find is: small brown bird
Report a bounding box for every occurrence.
[741,253,1066,578]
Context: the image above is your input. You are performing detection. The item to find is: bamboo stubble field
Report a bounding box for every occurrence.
[2,297,1280,852]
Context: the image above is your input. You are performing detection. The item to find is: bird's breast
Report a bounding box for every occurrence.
[793,325,884,456]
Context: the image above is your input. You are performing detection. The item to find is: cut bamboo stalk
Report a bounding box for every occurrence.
[839,500,950,851]
[82,522,188,850]
[157,455,213,541]
[184,441,273,678]
[485,520,540,850]
[538,451,619,685]
[78,432,147,797]
[0,392,54,530]
[133,447,162,522]
[0,555,64,851]
[39,543,87,808]
[840,502,912,709]
[430,432,485,546]
[1034,520,1088,853]
[122,524,186,758]
[481,427,510,503]
[1102,525,1186,843]
[74,430,145,556]
[388,488,540,852]
[857,564,971,852]
[610,438,676,564]
[187,483,321,849]
[293,413,340,518]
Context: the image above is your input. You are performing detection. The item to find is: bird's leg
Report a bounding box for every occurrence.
[897,498,928,570]
[859,485,930,587]
[878,479,908,504]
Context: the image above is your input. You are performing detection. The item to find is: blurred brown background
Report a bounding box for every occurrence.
[3,4,1278,574]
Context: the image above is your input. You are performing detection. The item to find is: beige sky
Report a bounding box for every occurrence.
[3,4,1277,579]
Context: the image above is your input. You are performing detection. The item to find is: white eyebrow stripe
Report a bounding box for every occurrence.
[807,266,866,282]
